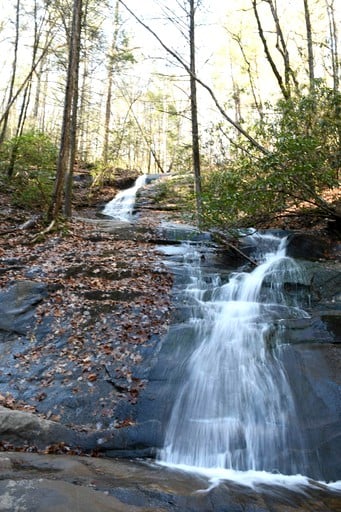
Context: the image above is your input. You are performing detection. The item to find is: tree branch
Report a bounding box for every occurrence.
[118,0,269,156]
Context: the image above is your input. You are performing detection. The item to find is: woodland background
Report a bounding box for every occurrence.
[0,0,339,229]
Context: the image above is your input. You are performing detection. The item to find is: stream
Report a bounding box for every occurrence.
[0,176,340,511]
[101,176,341,509]
[159,234,310,474]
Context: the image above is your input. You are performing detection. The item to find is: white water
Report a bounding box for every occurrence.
[103,174,147,220]
[159,233,321,483]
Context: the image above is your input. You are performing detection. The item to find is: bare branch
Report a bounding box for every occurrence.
[118,0,269,156]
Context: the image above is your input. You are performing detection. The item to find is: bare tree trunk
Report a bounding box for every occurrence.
[325,0,340,180]
[325,0,339,93]
[189,0,203,225]
[303,0,315,92]
[77,0,90,161]
[64,0,82,218]
[49,0,83,221]
[252,0,299,99]
[252,0,288,99]
[33,58,44,120]
[103,0,120,164]
[0,0,20,145]
[266,0,299,92]
[231,33,264,122]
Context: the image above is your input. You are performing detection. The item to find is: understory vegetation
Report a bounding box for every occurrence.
[156,84,341,229]
[0,87,339,232]
[0,132,57,210]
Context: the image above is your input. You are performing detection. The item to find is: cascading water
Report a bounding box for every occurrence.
[159,233,313,477]
[103,174,147,220]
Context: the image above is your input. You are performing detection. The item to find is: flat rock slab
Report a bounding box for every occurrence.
[0,280,47,335]
[0,452,340,512]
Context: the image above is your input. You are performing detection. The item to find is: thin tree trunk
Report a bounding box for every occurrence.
[49,0,82,221]
[77,0,89,161]
[103,0,120,164]
[231,33,264,122]
[189,0,203,225]
[252,0,290,99]
[303,0,315,92]
[325,0,339,92]
[265,0,299,93]
[325,0,340,180]
[33,57,44,120]
[64,0,82,218]
[0,0,20,145]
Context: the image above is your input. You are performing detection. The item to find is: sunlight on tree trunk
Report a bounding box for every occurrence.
[49,0,82,221]
[0,0,20,147]
[189,0,203,225]
[303,0,315,92]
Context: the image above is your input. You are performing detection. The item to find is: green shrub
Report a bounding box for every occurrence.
[0,132,57,210]
[201,83,340,228]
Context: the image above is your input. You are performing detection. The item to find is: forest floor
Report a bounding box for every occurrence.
[0,178,176,432]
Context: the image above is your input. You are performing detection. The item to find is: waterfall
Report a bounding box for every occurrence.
[103,175,147,220]
[159,233,311,476]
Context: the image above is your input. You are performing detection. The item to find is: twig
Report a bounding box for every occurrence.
[211,229,258,266]
[30,220,55,243]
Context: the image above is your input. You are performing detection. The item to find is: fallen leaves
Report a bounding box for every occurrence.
[0,392,37,413]
[0,215,173,432]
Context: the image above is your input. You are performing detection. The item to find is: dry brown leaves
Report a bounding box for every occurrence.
[0,213,174,425]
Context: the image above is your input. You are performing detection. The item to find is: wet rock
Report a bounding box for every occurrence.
[286,233,333,260]
[0,281,47,336]
[304,261,341,306]
[0,452,340,512]
[110,168,140,189]
[0,479,148,512]
[0,406,78,449]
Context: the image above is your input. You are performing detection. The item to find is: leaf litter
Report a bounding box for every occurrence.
[0,215,173,439]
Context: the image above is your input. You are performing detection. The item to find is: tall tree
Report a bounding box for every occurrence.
[0,0,20,144]
[103,0,120,164]
[325,0,339,93]
[49,0,83,221]
[303,0,315,92]
[189,0,202,223]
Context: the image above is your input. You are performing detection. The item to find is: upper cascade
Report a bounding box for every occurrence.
[103,174,147,221]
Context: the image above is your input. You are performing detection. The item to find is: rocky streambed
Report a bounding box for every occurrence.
[1,450,341,512]
[0,191,340,510]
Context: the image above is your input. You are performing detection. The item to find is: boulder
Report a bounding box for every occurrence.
[286,233,333,260]
[0,406,78,449]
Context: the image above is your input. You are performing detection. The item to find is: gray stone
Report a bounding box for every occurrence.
[0,406,78,449]
[0,280,47,335]
[0,452,339,512]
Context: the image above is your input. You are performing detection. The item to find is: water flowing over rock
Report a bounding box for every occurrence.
[102,175,147,220]
[156,233,340,482]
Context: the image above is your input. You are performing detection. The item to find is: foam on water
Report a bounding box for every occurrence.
[157,462,341,493]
